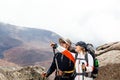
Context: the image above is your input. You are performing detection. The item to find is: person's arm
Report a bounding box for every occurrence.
[46,56,56,77]
[85,54,94,72]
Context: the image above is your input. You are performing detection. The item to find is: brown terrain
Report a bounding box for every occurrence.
[0,23,60,67]
[0,59,18,67]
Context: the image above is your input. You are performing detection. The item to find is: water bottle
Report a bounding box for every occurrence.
[94,58,99,67]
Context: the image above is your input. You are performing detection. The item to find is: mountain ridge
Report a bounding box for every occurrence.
[0,22,60,66]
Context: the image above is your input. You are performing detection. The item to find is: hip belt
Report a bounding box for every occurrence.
[56,70,74,77]
[63,70,74,74]
[74,72,92,78]
[76,73,84,75]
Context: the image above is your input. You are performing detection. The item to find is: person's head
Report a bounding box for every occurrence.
[59,38,71,50]
[75,41,87,53]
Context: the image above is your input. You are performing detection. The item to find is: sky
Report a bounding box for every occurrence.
[0,0,120,46]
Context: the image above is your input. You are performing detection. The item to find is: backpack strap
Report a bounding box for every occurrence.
[75,53,78,62]
[57,45,75,63]
[73,53,91,78]
[61,54,64,62]
[75,53,88,62]
[85,53,89,66]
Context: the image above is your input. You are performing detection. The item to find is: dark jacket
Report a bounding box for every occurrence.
[46,52,74,77]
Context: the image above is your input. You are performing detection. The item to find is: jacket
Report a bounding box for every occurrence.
[46,52,74,77]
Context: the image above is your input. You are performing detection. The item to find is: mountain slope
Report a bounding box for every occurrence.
[0,22,61,66]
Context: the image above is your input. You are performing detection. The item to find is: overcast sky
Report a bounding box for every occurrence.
[0,0,120,46]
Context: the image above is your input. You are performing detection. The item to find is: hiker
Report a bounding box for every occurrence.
[42,38,76,80]
[74,41,94,80]
[51,41,94,80]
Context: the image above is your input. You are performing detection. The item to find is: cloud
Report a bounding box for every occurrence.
[0,0,120,46]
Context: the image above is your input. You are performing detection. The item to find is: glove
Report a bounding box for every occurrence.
[53,44,57,49]
[50,42,58,49]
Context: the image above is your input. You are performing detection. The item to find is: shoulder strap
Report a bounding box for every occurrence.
[88,50,95,59]
[85,53,89,66]
[75,53,86,61]
[75,53,91,64]
[57,46,75,63]
[61,54,64,62]
[61,50,75,63]
[75,53,78,61]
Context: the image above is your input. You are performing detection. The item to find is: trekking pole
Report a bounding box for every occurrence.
[53,48,60,80]
[82,63,85,80]
[51,41,59,72]
[53,48,59,72]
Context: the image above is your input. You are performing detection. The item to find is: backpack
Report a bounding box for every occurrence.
[75,44,99,78]
[86,43,99,78]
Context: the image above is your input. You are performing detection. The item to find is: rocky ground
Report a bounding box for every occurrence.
[0,65,46,80]
[95,42,120,80]
[95,63,120,80]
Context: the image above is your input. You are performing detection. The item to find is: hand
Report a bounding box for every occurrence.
[50,41,57,49]
[82,63,86,70]
[56,70,64,76]
[50,41,56,47]
[58,70,64,76]
[41,72,47,78]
